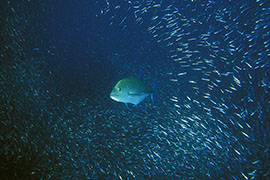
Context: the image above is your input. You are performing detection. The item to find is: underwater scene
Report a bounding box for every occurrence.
[0,0,269,179]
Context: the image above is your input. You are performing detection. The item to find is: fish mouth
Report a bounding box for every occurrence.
[110,93,118,101]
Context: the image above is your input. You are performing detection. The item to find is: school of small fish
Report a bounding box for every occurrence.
[0,0,269,179]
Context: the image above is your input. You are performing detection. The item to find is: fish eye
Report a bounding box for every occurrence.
[118,87,121,91]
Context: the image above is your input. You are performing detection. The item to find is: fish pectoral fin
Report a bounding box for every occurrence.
[128,92,144,96]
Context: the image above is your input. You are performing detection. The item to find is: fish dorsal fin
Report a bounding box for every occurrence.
[137,70,144,79]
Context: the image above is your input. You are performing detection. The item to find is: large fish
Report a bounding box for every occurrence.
[110,77,156,107]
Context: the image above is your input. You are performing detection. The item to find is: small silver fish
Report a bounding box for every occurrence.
[110,77,155,106]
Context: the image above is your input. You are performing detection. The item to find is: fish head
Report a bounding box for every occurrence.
[110,83,127,102]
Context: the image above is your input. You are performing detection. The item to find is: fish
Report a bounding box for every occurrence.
[110,77,155,107]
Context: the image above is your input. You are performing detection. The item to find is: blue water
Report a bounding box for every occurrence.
[0,0,269,179]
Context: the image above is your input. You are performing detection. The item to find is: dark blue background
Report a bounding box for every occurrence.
[0,0,269,179]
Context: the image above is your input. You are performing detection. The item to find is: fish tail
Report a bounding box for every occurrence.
[151,80,158,104]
